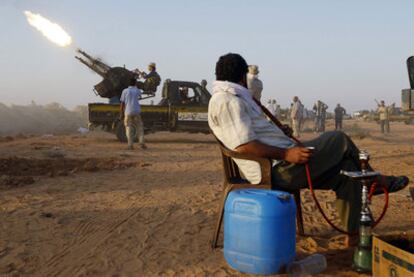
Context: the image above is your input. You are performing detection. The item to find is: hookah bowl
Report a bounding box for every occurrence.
[341,151,381,273]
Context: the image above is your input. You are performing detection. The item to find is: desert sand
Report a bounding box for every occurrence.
[0,119,413,276]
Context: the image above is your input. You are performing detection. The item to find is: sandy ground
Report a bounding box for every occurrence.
[0,119,413,276]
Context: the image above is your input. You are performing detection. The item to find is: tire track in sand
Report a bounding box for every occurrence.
[36,207,142,277]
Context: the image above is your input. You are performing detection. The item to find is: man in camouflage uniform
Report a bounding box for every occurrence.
[377,100,391,134]
[320,101,328,132]
[313,100,328,132]
[137,63,161,94]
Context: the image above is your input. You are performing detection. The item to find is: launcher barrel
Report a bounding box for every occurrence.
[75,48,111,77]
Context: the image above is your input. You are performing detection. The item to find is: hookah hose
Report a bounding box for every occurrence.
[254,98,389,235]
[368,178,389,228]
[304,161,389,235]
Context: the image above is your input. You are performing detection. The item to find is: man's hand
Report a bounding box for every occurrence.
[284,147,313,164]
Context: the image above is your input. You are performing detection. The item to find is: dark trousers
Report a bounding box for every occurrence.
[335,118,343,130]
[314,117,322,132]
[380,120,390,133]
[271,131,363,232]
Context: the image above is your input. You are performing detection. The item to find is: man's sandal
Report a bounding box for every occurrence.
[372,176,409,196]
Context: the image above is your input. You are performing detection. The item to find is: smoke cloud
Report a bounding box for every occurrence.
[0,102,88,136]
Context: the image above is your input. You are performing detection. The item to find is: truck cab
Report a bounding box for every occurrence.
[159,79,210,106]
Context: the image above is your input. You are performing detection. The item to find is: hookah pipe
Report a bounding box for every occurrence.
[253,99,389,235]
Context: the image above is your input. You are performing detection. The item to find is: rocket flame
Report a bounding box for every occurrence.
[24,11,72,47]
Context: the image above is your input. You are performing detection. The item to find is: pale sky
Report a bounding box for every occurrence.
[1,0,414,112]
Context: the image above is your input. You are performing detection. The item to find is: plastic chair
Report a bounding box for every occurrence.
[211,138,305,249]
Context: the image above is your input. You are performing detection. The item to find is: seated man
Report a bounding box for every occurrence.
[136,62,161,94]
[208,53,409,241]
[179,87,191,104]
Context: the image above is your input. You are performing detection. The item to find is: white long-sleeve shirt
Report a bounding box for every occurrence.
[247,73,263,101]
[290,101,302,119]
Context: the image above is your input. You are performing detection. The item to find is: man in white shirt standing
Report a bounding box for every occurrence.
[120,78,146,150]
[208,53,408,242]
[265,99,276,116]
[290,96,302,137]
[247,65,263,101]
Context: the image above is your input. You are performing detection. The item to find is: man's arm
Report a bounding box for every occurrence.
[119,90,126,119]
[142,71,154,80]
[139,71,147,79]
[119,102,125,120]
[235,140,312,164]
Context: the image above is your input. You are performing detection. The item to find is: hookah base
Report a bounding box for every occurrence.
[352,247,372,273]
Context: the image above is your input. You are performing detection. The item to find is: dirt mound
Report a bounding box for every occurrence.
[0,175,35,187]
[0,136,14,143]
[0,157,140,188]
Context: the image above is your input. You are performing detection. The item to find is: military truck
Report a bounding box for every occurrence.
[76,49,211,142]
[401,56,414,124]
[88,79,211,142]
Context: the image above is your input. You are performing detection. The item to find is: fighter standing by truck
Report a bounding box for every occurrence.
[120,78,146,150]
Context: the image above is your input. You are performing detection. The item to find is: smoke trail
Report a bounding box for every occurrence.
[24,10,72,47]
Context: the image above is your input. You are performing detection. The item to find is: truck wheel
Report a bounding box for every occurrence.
[115,122,138,143]
[103,124,112,132]
[115,123,128,143]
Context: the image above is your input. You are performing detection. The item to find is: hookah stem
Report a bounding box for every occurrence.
[254,98,389,235]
